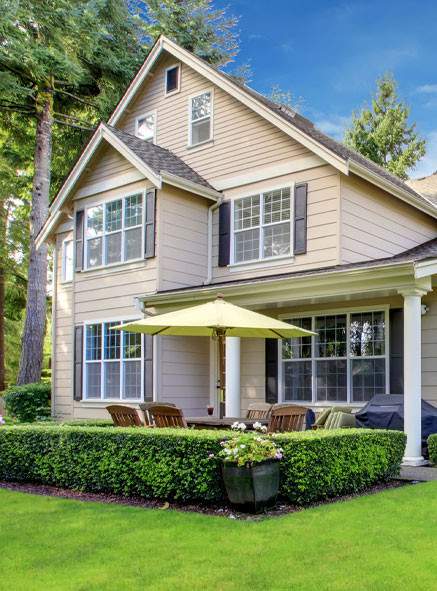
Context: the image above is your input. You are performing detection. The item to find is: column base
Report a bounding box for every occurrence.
[402,456,427,467]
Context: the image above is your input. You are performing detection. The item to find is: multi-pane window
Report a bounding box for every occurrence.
[84,321,143,400]
[281,311,387,404]
[62,239,73,282]
[85,194,143,269]
[190,91,212,146]
[233,188,291,263]
[165,65,180,94]
[135,112,155,142]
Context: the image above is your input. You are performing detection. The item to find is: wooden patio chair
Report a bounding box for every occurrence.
[148,404,188,428]
[106,405,144,427]
[267,405,308,433]
[139,402,176,426]
[246,402,272,420]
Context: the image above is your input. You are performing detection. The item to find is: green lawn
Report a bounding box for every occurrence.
[1,484,437,591]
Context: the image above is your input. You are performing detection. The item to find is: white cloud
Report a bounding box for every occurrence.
[416,84,437,94]
[314,114,350,140]
[410,131,437,179]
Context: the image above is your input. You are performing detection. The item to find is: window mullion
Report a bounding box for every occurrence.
[121,197,125,263]
[100,323,104,400]
[259,193,264,260]
[120,331,124,400]
[346,313,351,403]
[311,317,316,405]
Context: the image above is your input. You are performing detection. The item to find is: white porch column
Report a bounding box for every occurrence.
[225,337,241,417]
[401,289,426,466]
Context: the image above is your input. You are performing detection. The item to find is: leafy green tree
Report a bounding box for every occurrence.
[268,84,303,112]
[344,75,426,180]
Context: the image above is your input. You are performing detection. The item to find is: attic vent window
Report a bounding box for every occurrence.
[135,111,156,142]
[165,64,180,94]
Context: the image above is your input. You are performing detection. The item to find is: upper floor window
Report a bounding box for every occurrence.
[85,193,143,269]
[135,111,156,142]
[233,187,291,264]
[165,64,180,95]
[189,90,212,146]
[61,239,73,282]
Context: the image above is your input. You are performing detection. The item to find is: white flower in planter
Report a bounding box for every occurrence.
[231,422,247,432]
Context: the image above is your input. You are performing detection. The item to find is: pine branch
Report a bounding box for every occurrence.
[54,88,100,110]
[0,105,35,116]
[54,111,93,125]
[53,118,94,131]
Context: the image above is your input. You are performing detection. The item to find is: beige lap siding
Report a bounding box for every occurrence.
[117,53,310,181]
[422,291,437,405]
[240,338,265,415]
[52,231,74,419]
[211,164,341,283]
[158,336,210,415]
[340,175,437,264]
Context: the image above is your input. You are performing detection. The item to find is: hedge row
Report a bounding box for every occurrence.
[428,434,437,465]
[3,383,51,422]
[0,426,405,505]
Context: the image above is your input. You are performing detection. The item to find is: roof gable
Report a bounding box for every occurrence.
[108,35,437,219]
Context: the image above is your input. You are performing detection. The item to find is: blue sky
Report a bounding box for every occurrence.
[215,0,437,178]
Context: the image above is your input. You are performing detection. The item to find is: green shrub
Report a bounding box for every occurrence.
[428,434,437,465]
[3,383,51,423]
[60,419,114,428]
[0,426,405,505]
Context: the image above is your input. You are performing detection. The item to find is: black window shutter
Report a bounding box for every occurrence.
[73,325,84,401]
[145,188,156,259]
[265,339,278,403]
[218,201,231,267]
[75,210,84,271]
[144,335,153,401]
[390,308,404,394]
[294,183,308,255]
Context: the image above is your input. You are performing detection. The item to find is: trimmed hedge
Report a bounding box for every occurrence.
[3,383,51,422]
[0,426,405,505]
[428,434,437,465]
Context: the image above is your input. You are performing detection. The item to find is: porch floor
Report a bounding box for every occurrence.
[398,465,437,481]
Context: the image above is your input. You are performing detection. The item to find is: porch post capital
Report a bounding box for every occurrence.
[398,287,428,298]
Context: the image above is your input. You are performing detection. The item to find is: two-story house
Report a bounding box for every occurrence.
[37,36,437,466]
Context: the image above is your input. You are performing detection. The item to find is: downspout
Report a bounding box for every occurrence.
[205,199,222,285]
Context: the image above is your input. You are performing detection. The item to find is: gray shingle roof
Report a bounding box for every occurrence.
[154,236,437,297]
[106,124,215,191]
[407,173,437,205]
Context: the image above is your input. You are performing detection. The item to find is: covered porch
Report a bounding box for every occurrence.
[145,257,437,466]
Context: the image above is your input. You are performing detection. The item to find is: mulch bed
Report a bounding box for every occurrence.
[0,480,409,520]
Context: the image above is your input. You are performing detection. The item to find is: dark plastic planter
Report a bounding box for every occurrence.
[222,460,280,512]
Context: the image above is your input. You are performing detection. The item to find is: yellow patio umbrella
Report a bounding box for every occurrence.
[113,295,316,412]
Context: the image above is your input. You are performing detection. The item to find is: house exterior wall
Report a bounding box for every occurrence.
[422,291,437,405]
[340,174,436,264]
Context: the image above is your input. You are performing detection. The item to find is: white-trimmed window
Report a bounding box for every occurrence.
[233,187,292,264]
[135,111,156,142]
[84,320,143,400]
[189,90,212,146]
[61,239,73,282]
[281,310,388,404]
[85,193,143,269]
[165,64,180,95]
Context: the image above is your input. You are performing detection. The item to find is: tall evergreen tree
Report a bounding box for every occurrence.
[344,75,426,180]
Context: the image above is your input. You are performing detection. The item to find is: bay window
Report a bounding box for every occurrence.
[84,321,143,400]
[281,310,388,404]
[233,187,291,263]
[85,193,143,269]
[189,90,212,146]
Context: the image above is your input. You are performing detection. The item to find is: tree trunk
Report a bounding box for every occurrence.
[17,91,52,385]
[0,199,6,391]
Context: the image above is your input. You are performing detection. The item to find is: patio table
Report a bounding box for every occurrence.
[186,417,268,430]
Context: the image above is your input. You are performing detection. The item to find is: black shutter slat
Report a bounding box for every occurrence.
[75,210,84,271]
[73,325,84,401]
[218,201,231,267]
[144,334,153,401]
[390,308,404,394]
[265,339,278,404]
[145,188,156,259]
[294,183,308,255]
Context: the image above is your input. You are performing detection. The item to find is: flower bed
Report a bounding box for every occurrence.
[0,425,405,505]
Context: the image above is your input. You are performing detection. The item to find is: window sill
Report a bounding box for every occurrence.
[80,257,147,274]
[80,399,143,404]
[186,139,214,152]
[228,255,294,273]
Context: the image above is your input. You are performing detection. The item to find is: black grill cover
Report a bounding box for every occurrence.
[355,394,437,441]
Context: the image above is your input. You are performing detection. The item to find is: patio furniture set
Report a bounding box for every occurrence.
[106,402,356,432]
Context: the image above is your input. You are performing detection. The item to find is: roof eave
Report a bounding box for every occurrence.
[161,171,220,201]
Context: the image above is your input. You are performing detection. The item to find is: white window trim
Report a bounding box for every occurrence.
[230,184,294,266]
[61,238,73,283]
[82,316,144,402]
[278,306,390,406]
[188,88,214,148]
[83,191,145,271]
[135,110,157,143]
[164,63,181,96]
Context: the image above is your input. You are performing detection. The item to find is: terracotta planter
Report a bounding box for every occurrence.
[222,460,280,512]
